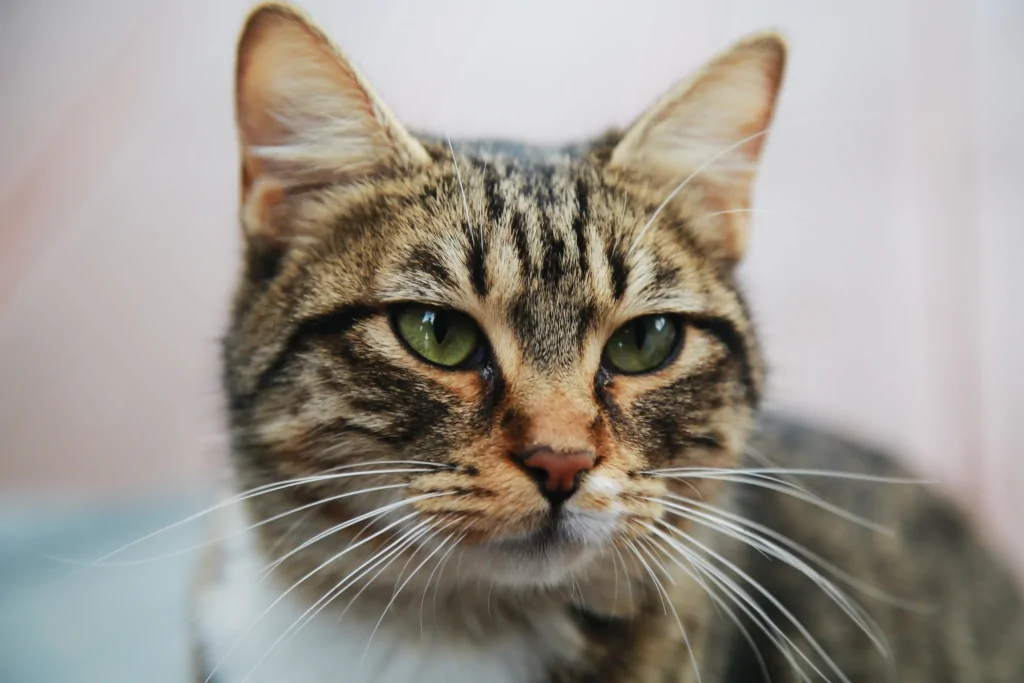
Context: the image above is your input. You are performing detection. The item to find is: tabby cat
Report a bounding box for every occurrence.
[190,3,1024,682]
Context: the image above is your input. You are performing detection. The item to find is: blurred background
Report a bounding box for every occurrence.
[1,0,1022,680]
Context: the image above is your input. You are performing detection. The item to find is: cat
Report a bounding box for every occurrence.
[189,3,1024,682]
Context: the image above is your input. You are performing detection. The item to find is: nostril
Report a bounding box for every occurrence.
[511,447,596,504]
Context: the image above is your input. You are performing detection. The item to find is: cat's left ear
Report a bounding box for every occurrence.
[608,33,786,263]
[234,3,429,248]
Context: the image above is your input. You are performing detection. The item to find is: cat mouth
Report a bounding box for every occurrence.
[486,510,609,563]
[495,519,577,554]
[474,514,606,586]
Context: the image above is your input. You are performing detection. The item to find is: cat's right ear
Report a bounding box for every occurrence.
[235,3,428,249]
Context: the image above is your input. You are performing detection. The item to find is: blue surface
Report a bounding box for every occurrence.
[0,496,208,683]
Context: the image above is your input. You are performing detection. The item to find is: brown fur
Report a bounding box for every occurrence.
[192,3,1024,682]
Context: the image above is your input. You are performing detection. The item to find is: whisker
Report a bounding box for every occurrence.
[315,521,438,635]
[57,462,444,570]
[645,466,928,486]
[627,536,703,683]
[260,492,448,577]
[447,137,478,247]
[265,509,315,558]
[360,518,460,665]
[650,524,812,682]
[642,529,773,683]
[668,494,932,613]
[638,523,718,598]
[741,445,817,499]
[657,520,851,683]
[325,521,438,631]
[237,518,437,683]
[652,497,892,658]
[610,542,634,612]
[388,518,449,599]
[55,482,414,570]
[623,537,668,616]
[435,536,467,625]
[568,573,583,606]
[204,501,445,683]
[419,530,465,638]
[633,535,678,586]
[648,472,894,535]
[607,542,620,615]
[487,571,498,618]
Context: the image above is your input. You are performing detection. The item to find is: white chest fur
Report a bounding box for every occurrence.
[193,508,576,683]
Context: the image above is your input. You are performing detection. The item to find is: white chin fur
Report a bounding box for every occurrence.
[469,505,620,588]
[194,502,580,683]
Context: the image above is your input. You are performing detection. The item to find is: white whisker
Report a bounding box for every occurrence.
[239,518,437,683]
[361,517,459,665]
[642,529,773,683]
[652,496,892,658]
[658,520,851,683]
[57,462,444,570]
[668,494,932,613]
[447,137,478,247]
[265,509,314,558]
[623,538,667,616]
[646,466,927,485]
[610,542,634,612]
[608,542,621,615]
[647,522,812,683]
[55,482,414,570]
[260,492,448,577]
[318,521,438,634]
[633,534,677,586]
[419,530,465,637]
[649,471,894,535]
[205,502,445,683]
[627,537,703,683]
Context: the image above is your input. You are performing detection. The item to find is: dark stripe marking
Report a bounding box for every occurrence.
[605,239,629,300]
[572,177,590,278]
[510,212,532,279]
[484,167,505,224]
[465,230,488,297]
[408,245,456,289]
[541,235,566,285]
[574,303,597,351]
[690,315,759,406]
[237,305,377,410]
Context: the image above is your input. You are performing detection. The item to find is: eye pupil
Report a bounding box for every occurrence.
[433,311,449,344]
[633,321,647,350]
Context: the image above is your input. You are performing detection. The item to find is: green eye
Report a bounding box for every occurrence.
[394,304,481,368]
[603,315,682,374]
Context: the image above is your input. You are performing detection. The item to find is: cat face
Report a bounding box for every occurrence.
[224,3,781,589]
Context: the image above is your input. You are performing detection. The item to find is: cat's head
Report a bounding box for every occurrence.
[224,3,782,592]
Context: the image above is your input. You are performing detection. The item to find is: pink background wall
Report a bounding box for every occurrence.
[1,0,1021,576]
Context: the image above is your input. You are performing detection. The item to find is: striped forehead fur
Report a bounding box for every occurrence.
[226,139,763,406]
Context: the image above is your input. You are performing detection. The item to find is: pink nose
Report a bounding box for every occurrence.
[514,447,596,503]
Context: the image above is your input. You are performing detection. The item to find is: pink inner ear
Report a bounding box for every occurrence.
[605,35,785,263]
[236,12,337,150]
[233,5,429,195]
[609,34,785,183]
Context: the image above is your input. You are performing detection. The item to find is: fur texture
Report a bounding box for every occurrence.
[191,4,1024,682]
